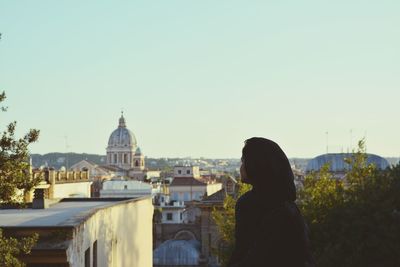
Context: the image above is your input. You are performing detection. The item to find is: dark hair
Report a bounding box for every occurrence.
[242,137,296,202]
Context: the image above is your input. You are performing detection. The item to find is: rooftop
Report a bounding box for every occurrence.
[170,177,206,187]
[0,198,146,228]
[201,189,226,203]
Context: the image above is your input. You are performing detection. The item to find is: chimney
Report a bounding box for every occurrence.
[32,188,49,209]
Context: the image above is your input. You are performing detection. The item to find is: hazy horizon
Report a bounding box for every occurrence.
[1,1,399,158]
[29,149,400,161]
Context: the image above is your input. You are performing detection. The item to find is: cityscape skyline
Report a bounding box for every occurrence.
[1,1,399,158]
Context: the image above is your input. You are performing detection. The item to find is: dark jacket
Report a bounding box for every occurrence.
[227,189,314,267]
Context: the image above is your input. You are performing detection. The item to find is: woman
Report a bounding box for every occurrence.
[228,137,314,267]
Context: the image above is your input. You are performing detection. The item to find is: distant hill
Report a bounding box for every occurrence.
[30,153,180,170]
[30,152,399,171]
[31,153,106,169]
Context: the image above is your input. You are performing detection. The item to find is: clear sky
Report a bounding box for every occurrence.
[0,1,399,158]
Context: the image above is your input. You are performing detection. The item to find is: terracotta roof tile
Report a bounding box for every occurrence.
[170,177,206,186]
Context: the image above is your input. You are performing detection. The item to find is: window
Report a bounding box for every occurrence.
[180,212,183,221]
[167,213,173,221]
[178,170,182,174]
[186,170,190,174]
[124,154,128,164]
[93,241,98,267]
[135,160,139,167]
[113,154,117,164]
[124,185,128,190]
[184,192,190,201]
[85,247,90,267]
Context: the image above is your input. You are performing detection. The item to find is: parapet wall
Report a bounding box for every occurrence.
[33,168,90,184]
[30,168,91,200]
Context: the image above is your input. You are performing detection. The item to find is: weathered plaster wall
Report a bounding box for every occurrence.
[67,197,153,267]
[53,182,92,198]
[169,186,207,201]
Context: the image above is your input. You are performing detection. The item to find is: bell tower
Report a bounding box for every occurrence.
[133,147,145,171]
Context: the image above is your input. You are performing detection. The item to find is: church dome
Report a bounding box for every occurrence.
[107,114,137,147]
[306,153,389,172]
[153,239,200,265]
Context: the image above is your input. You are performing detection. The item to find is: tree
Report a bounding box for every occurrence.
[213,140,400,267]
[299,140,400,267]
[0,91,40,266]
[0,91,41,203]
[212,181,251,266]
[0,229,38,267]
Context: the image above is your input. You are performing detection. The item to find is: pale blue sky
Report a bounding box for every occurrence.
[1,1,399,158]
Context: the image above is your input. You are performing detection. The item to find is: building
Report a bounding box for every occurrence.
[173,165,201,179]
[26,167,92,201]
[169,166,222,203]
[69,160,118,197]
[106,113,146,180]
[306,153,390,178]
[100,179,152,198]
[154,165,222,226]
[197,175,238,266]
[0,196,153,267]
[153,239,202,267]
[69,160,115,180]
[103,113,161,181]
[156,195,186,224]
[153,171,232,267]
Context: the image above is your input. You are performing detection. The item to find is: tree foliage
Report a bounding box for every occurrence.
[299,140,400,267]
[0,229,38,267]
[0,91,40,266]
[213,140,400,267]
[212,181,251,266]
[0,91,41,203]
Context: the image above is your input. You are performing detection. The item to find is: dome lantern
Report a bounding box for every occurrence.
[119,112,126,128]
